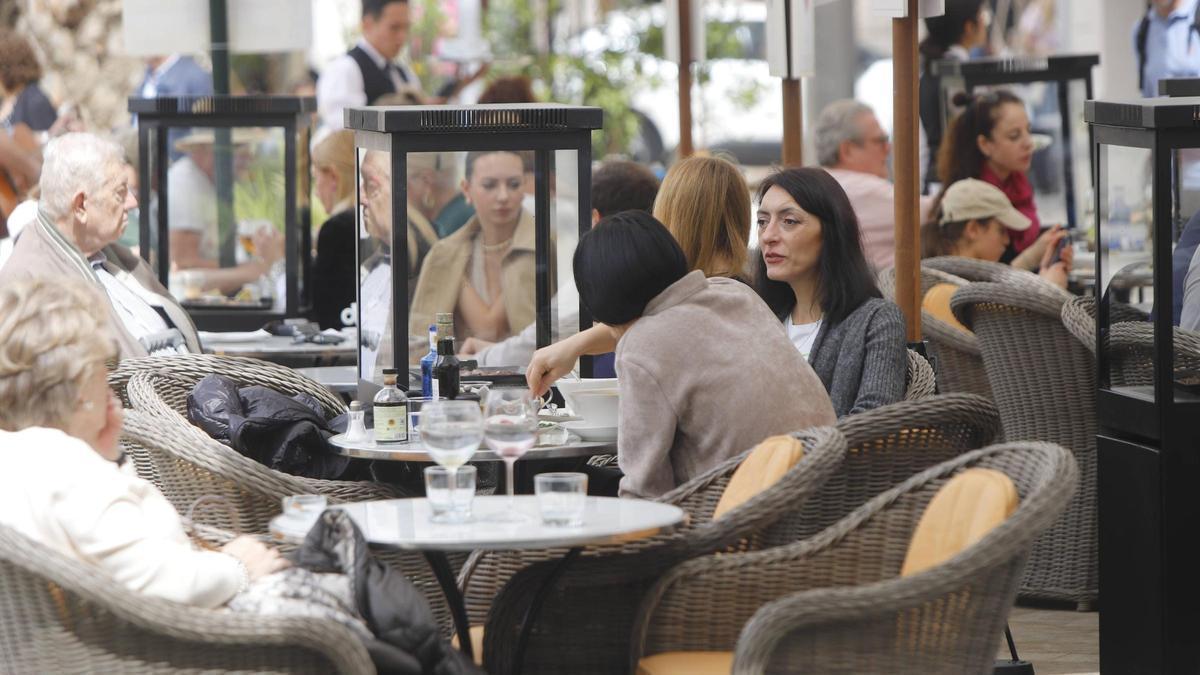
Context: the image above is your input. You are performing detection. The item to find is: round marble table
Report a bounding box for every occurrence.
[270,496,686,666]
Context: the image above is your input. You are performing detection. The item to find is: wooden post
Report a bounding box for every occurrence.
[782,79,803,166]
[892,0,921,342]
[677,0,694,158]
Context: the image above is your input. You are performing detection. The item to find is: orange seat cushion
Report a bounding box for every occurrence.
[923,283,971,333]
[449,625,485,666]
[711,435,804,521]
[637,651,734,675]
[900,467,1018,577]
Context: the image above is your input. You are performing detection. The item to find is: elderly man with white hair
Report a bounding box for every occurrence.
[0,132,199,358]
[816,99,934,271]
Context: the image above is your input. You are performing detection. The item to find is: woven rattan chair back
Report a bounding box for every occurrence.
[0,523,373,674]
[950,280,1098,607]
[880,263,994,400]
[904,348,937,400]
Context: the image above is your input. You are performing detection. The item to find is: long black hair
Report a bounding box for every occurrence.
[753,167,880,325]
[919,0,986,70]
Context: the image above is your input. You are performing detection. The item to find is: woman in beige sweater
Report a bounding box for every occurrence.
[573,211,836,498]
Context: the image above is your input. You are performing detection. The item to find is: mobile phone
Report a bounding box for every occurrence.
[1050,233,1072,265]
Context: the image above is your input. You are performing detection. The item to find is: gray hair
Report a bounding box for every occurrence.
[39,132,124,222]
[815,99,874,168]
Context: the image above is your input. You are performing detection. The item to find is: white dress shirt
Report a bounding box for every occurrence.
[317,39,421,131]
[0,427,244,608]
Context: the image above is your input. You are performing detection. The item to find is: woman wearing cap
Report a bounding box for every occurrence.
[922,178,1073,289]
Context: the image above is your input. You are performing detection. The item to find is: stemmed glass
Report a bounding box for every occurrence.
[483,387,540,522]
[419,401,483,523]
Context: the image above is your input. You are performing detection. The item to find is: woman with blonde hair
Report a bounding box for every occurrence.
[310,130,359,328]
[0,278,286,607]
[526,154,754,394]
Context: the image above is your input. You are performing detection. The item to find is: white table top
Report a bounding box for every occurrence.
[328,431,615,462]
[270,496,686,551]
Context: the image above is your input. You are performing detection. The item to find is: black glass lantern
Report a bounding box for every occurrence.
[345,104,603,396]
[130,95,316,330]
[933,54,1099,230]
[1086,96,1200,674]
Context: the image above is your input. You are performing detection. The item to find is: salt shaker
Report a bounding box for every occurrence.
[344,401,368,442]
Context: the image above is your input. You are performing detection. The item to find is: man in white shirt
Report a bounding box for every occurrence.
[317,0,422,131]
[0,132,200,358]
[817,99,933,271]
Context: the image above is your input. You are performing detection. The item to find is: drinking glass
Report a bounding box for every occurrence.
[534,472,587,526]
[425,465,476,523]
[420,400,483,523]
[483,387,540,522]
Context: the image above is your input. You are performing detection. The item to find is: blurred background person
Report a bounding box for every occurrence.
[0,31,56,132]
[309,130,358,329]
[1135,0,1200,98]
[816,99,933,271]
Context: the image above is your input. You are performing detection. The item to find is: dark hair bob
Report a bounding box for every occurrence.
[574,210,688,325]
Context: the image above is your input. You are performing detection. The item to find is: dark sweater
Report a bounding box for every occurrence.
[311,209,357,329]
[808,297,907,417]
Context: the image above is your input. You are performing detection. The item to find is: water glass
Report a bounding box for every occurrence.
[420,400,483,469]
[534,472,587,527]
[425,466,476,523]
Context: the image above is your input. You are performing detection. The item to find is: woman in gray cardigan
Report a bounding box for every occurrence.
[755,167,907,417]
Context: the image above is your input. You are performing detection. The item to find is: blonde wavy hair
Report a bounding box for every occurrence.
[0,279,118,432]
[313,130,357,207]
[653,155,751,279]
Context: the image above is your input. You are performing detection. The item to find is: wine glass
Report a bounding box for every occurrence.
[420,400,483,523]
[483,387,540,522]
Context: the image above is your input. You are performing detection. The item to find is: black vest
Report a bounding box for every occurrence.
[347,46,407,105]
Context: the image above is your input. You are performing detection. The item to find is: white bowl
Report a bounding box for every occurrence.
[556,378,619,427]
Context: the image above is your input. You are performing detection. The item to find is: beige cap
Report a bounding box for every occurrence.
[173,127,268,152]
[938,178,1032,231]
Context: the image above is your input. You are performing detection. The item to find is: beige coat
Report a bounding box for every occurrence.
[408,209,536,340]
[615,272,837,498]
[0,210,201,359]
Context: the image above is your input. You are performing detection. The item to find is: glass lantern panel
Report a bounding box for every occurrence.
[357,145,398,385]
[1097,143,1154,401]
[163,126,287,312]
[551,149,582,346]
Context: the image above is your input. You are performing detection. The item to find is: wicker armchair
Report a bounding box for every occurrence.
[0,523,374,674]
[121,378,459,637]
[631,441,1076,675]
[950,279,1098,608]
[110,353,345,414]
[904,348,937,400]
[922,255,1035,284]
[468,426,847,675]
[1059,295,1200,388]
[469,394,1000,674]
[880,264,992,400]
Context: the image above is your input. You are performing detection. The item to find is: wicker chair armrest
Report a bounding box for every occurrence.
[0,525,374,673]
[729,558,1021,675]
[904,349,937,401]
[950,280,1071,331]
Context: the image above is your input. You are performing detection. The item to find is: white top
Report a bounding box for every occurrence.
[316,39,421,131]
[359,261,392,376]
[271,496,685,551]
[90,255,173,345]
[166,156,218,260]
[0,427,243,608]
[0,199,37,273]
[784,315,822,360]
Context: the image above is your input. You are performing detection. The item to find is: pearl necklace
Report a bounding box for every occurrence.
[481,237,513,253]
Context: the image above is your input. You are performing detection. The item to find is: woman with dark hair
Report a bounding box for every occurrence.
[0,31,56,131]
[576,211,833,498]
[937,89,1047,260]
[754,167,906,418]
[917,0,988,190]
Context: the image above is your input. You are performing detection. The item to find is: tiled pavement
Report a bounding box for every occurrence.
[997,606,1099,675]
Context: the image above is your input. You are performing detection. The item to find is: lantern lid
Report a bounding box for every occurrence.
[129,95,316,116]
[932,53,1099,78]
[1158,78,1200,97]
[345,103,603,133]
[1085,97,1200,129]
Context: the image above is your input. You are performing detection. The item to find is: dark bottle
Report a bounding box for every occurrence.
[431,337,460,400]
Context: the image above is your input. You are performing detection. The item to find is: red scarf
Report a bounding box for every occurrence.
[979,164,1040,252]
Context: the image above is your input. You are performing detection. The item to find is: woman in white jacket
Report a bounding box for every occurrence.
[0,278,288,608]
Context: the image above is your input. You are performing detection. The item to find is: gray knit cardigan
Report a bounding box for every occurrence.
[807,297,907,417]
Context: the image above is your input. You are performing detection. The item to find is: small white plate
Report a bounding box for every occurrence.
[561,421,618,442]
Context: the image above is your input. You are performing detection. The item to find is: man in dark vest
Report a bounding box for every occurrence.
[317,0,423,131]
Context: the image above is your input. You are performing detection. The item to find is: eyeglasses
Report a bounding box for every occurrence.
[857,134,890,148]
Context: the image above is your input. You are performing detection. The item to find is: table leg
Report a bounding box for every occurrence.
[512,547,582,673]
[423,551,473,662]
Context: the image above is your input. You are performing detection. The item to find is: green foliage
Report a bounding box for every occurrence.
[234,153,286,232]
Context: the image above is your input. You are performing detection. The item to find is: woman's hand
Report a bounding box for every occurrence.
[222,536,289,581]
[1012,225,1062,272]
[527,339,583,398]
[460,337,495,357]
[1036,226,1073,289]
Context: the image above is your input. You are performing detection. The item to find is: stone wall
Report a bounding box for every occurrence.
[16,0,144,130]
